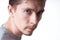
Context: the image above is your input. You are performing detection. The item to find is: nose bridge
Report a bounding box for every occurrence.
[30,12,37,24]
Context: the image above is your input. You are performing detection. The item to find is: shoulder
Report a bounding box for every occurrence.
[0,25,6,40]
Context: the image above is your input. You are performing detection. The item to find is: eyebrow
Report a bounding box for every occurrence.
[25,8,35,11]
[24,7,44,13]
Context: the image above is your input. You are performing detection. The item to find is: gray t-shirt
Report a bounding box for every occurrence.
[0,25,21,40]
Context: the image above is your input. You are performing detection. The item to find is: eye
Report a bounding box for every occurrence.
[25,9,32,15]
[37,9,44,16]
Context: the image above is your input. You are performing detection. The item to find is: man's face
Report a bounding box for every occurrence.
[10,1,45,36]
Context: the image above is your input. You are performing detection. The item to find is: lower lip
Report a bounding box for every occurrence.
[26,28,34,32]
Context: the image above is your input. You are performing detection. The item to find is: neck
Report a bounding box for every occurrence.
[3,17,23,38]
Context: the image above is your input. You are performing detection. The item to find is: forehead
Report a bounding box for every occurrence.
[16,0,45,11]
[23,0,45,5]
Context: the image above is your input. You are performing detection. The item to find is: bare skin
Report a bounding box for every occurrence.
[3,0,45,38]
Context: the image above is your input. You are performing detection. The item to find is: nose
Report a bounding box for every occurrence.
[29,12,38,25]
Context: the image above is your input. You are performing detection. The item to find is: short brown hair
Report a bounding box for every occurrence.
[9,0,46,7]
[9,0,22,6]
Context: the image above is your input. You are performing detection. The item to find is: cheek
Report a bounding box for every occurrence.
[13,12,29,29]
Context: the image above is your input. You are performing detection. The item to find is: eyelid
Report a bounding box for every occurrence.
[36,9,44,16]
[37,9,44,13]
[24,8,35,12]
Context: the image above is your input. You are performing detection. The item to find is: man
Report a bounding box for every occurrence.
[0,0,46,40]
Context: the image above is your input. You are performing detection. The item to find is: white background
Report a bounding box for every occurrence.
[0,0,60,40]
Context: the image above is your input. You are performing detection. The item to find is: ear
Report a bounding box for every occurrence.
[8,5,15,17]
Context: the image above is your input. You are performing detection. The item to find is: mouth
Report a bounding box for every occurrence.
[28,28,34,31]
[25,26,36,32]
[25,25,37,32]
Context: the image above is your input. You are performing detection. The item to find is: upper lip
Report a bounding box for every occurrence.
[28,26,36,30]
[28,28,34,30]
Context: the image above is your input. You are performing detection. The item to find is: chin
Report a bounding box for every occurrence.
[23,32,33,36]
[24,33,32,36]
[23,29,34,36]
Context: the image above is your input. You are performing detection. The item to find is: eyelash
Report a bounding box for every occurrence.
[37,10,44,16]
[25,9,32,15]
[24,9,44,17]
